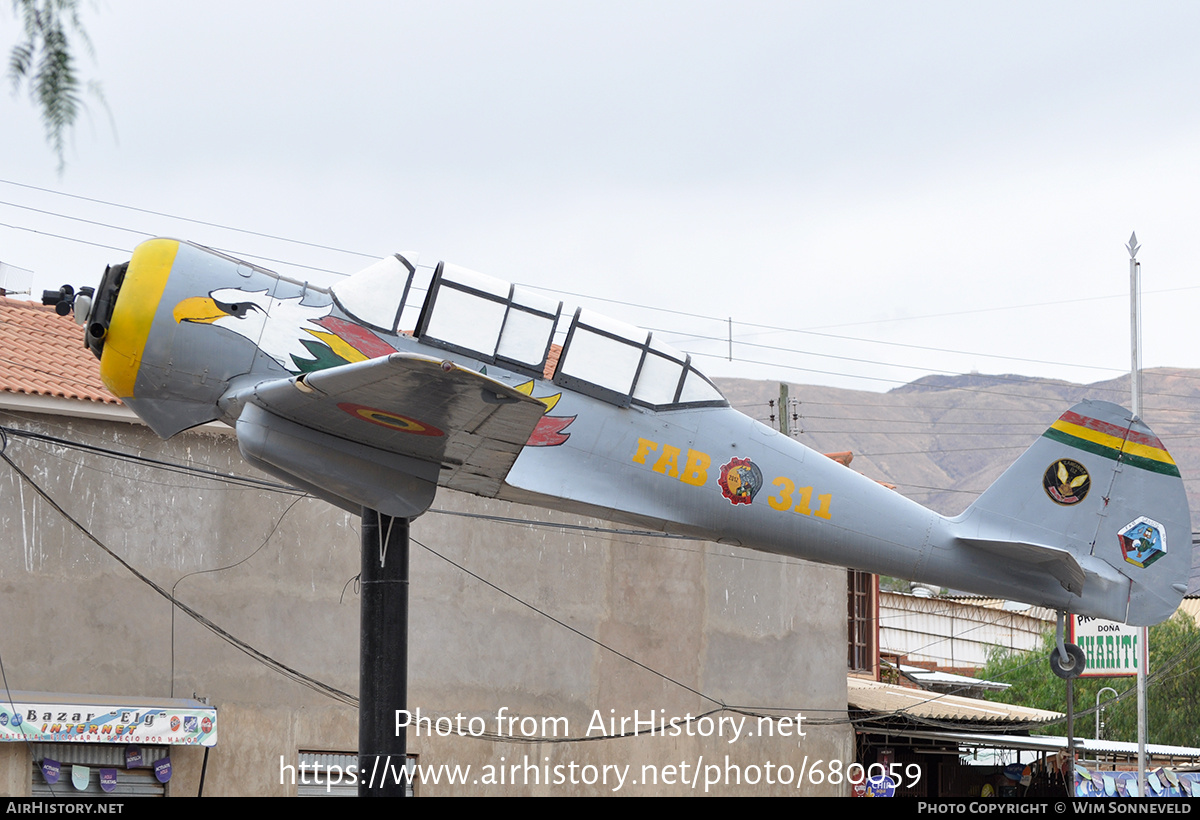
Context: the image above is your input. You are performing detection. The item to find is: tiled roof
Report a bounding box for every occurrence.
[543,343,562,380]
[0,297,120,405]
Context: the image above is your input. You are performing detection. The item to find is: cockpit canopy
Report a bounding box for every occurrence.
[332,255,726,410]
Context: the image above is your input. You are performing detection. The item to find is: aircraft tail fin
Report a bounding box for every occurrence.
[955,399,1189,626]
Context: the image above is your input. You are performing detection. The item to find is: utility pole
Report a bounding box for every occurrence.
[1127,231,1148,797]
[779,383,789,436]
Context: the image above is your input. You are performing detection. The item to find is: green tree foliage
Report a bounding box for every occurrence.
[980,612,1200,747]
[6,0,98,171]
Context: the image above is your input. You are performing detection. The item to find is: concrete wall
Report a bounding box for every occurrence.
[0,407,851,796]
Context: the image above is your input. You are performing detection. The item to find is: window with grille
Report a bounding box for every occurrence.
[848,570,878,676]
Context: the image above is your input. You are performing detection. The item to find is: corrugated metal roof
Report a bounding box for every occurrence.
[847,677,1061,724]
[896,663,1009,692]
[899,729,1200,760]
[1178,597,1199,623]
[880,591,1052,670]
[0,297,119,405]
[937,595,1058,623]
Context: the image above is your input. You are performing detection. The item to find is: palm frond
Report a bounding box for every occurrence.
[7,0,97,172]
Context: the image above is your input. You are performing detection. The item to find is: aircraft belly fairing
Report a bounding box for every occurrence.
[79,238,1190,627]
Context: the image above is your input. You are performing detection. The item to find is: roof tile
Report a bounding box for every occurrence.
[0,297,120,405]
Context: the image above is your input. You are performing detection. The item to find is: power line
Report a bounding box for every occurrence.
[0,218,131,254]
[1,425,300,493]
[415,535,724,709]
[0,441,358,706]
[0,178,378,259]
[0,429,870,735]
[4,179,1197,393]
[7,410,1195,739]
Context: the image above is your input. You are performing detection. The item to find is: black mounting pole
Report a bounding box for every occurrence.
[1066,677,1076,773]
[358,508,409,796]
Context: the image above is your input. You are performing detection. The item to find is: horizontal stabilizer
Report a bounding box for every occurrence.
[958,537,1085,596]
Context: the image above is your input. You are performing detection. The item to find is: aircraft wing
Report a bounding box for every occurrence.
[231,353,548,497]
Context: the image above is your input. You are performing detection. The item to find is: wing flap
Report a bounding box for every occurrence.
[232,353,546,495]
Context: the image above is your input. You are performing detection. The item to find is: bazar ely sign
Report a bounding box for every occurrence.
[0,697,217,747]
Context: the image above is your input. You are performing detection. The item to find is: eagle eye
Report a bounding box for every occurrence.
[213,299,262,319]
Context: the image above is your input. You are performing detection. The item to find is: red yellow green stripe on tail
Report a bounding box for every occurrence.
[1043,409,1180,478]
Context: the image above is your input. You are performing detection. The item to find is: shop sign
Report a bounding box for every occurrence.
[1071,615,1138,677]
[0,697,216,747]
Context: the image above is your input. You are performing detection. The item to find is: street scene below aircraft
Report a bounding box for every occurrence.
[50,238,1192,676]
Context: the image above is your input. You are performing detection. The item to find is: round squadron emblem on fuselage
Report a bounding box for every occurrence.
[719,457,763,505]
[1043,459,1090,505]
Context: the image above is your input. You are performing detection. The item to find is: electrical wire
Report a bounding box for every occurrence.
[0,429,828,733]
[169,495,309,697]
[7,418,1197,742]
[0,178,378,259]
[0,429,59,795]
[3,184,1200,742]
[414,534,724,710]
[1,425,301,493]
[0,447,358,707]
[4,177,1198,398]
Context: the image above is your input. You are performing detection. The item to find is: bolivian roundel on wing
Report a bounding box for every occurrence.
[337,402,445,436]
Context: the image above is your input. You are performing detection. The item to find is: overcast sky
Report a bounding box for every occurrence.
[3,1,1199,394]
